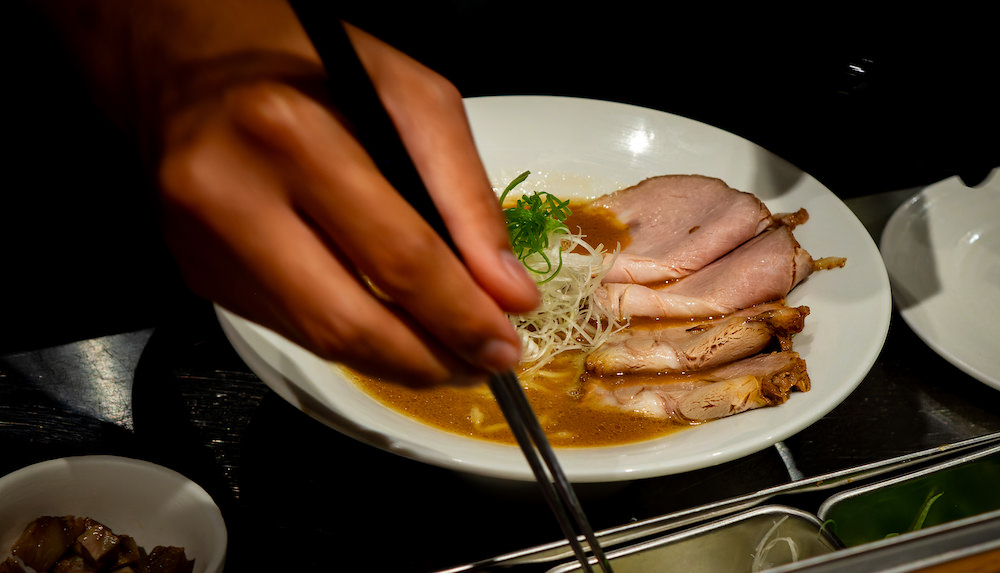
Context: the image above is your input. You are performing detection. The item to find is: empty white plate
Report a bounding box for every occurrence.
[881,169,1000,389]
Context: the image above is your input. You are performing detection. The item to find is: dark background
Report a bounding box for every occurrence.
[4,3,998,353]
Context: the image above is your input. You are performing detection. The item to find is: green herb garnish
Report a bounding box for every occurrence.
[885,490,945,538]
[500,171,572,283]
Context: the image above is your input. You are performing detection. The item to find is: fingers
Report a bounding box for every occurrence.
[343,23,541,315]
[226,81,530,374]
[156,19,542,385]
[158,96,480,385]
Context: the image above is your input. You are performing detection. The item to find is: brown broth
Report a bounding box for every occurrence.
[350,362,689,448]
[564,202,631,254]
[349,200,695,448]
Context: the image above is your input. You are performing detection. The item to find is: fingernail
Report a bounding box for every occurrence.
[475,338,522,372]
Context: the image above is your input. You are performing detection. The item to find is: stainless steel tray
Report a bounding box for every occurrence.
[438,434,1000,573]
[817,443,1000,546]
[769,509,1000,572]
[546,505,839,573]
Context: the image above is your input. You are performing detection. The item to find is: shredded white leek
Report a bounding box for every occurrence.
[751,516,801,572]
[510,229,625,377]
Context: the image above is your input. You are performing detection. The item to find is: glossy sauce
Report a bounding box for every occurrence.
[564,202,631,254]
[349,200,693,448]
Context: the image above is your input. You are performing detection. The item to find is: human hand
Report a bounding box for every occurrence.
[154,17,539,385]
[39,1,539,385]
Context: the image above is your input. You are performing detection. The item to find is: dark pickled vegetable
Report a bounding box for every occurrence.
[0,556,27,573]
[11,516,87,571]
[144,546,194,573]
[4,516,191,573]
[74,520,121,569]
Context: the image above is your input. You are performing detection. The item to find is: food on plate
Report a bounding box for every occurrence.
[4,515,193,573]
[349,173,844,447]
[499,173,623,374]
[594,225,820,320]
[585,302,809,375]
[594,175,774,284]
[586,350,810,422]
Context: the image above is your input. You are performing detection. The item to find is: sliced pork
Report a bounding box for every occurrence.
[594,225,815,320]
[587,351,810,422]
[586,303,809,375]
[592,175,774,284]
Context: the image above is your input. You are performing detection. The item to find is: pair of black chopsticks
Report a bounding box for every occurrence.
[487,371,614,572]
[286,4,613,572]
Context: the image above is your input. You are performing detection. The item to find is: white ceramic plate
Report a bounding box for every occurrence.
[880,169,1000,389]
[216,96,891,482]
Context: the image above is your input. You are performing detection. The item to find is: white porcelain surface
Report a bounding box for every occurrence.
[881,169,1000,389]
[216,96,892,482]
[0,456,226,573]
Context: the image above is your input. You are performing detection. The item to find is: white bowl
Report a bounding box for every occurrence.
[217,96,892,482]
[0,456,227,573]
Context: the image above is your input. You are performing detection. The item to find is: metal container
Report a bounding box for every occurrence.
[546,505,840,573]
[766,509,1000,572]
[438,438,1000,573]
[817,444,1000,547]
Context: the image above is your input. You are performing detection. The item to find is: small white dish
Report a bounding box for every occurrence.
[0,456,227,573]
[881,169,1000,389]
[217,96,891,482]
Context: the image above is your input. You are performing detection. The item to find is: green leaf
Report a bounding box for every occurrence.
[500,171,572,283]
